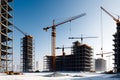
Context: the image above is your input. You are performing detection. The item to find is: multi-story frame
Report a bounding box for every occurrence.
[44,41,93,72]
[113,23,120,72]
[20,35,34,72]
[0,0,13,72]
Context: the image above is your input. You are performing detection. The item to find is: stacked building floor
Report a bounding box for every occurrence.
[44,41,93,72]
[113,22,120,73]
[0,0,13,72]
[20,35,35,72]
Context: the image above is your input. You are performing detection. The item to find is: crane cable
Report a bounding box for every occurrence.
[69,21,72,36]
[100,7,103,58]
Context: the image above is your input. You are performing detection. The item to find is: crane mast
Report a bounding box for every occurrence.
[51,20,56,71]
[43,13,86,71]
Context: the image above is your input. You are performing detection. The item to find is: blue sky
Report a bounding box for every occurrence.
[13,0,120,71]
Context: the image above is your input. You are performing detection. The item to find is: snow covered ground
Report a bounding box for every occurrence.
[0,72,120,80]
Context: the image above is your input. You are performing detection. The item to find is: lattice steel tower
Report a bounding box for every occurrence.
[0,0,13,72]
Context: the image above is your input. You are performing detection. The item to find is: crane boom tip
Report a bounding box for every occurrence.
[100,6,103,8]
[43,27,48,32]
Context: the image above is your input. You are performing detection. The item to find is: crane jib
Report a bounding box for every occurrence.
[56,13,86,27]
[101,6,119,22]
[43,13,86,71]
[43,13,86,31]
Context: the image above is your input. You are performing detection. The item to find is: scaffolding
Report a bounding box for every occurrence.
[0,0,13,72]
[20,35,35,72]
[44,41,93,72]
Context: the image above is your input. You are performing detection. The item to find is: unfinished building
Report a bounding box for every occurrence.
[113,23,120,72]
[20,35,35,72]
[44,41,93,71]
[0,0,13,72]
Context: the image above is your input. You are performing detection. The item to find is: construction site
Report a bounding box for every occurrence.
[0,0,35,73]
[100,7,120,73]
[0,1,120,78]
[44,41,93,71]
[42,6,120,73]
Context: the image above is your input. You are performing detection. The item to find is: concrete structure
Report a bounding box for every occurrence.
[44,41,93,72]
[0,0,13,72]
[20,35,35,72]
[95,58,106,72]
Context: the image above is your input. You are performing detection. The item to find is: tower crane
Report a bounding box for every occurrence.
[69,34,98,44]
[43,13,86,71]
[56,45,71,56]
[96,52,113,58]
